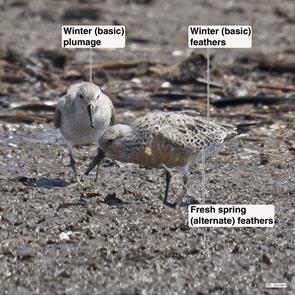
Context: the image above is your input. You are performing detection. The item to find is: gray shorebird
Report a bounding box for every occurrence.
[86,111,236,207]
[54,82,115,183]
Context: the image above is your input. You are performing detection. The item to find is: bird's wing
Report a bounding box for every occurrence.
[100,91,115,125]
[54,95,67,129]
[54,108,62,129]
[157,119,233,153]
[131,111,236,152]
[169,113,236,143]
[156,126,204,153]
[110,105,115,125]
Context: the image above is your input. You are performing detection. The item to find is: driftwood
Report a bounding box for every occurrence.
[81,60,156,72]
[195,78,224,88]
[150,92,219,101]
[9,102,56,112]
[258,57,295,73]
[0,113,53,123]
[211,96,295,107]
[256,84,295,92]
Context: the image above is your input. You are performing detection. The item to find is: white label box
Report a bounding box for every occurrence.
[188,25,252,48]
[62,25,126,48]
[189,205,274,227]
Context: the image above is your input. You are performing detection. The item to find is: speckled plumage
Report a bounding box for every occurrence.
[95,111,237,207]
[100,111,236,167]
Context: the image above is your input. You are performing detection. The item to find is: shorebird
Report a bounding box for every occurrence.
[86,111,237,207]
[54,82,115,184]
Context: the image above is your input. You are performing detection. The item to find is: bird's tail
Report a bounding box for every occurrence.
[219,123,238,141]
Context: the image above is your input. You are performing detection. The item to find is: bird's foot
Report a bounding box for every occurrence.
[76,176,85,186]
[163,201,176,208]
[67,176,85,187]
[174,202,181,209]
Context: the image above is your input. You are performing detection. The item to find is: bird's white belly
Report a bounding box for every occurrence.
[61,118,108,146]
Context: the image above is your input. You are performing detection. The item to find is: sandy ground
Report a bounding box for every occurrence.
[0,0,294,294]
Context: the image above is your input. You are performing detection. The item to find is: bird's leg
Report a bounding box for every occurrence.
[163,168,171,205]
[175,172,188,209]
[85,147,105,181]
[95,147,103,182]
[68,146,82,185]
[95,161,99,182]
[161,165,175,207]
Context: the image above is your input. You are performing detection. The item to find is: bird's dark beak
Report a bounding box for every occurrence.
[87,104,94,128]
[85,148,105,176]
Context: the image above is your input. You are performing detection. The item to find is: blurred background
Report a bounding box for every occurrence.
[0,0,294,121]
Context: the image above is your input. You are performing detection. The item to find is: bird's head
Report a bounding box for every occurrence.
[76,82,101,128]
[85,124,132,176]
[99,124,132,159]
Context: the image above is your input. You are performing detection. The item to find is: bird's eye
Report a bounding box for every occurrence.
[79,94,83,99]
[107,139,113,144]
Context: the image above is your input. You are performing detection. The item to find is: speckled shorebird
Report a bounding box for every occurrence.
[54,82,115,184]
[86,111,236,206]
